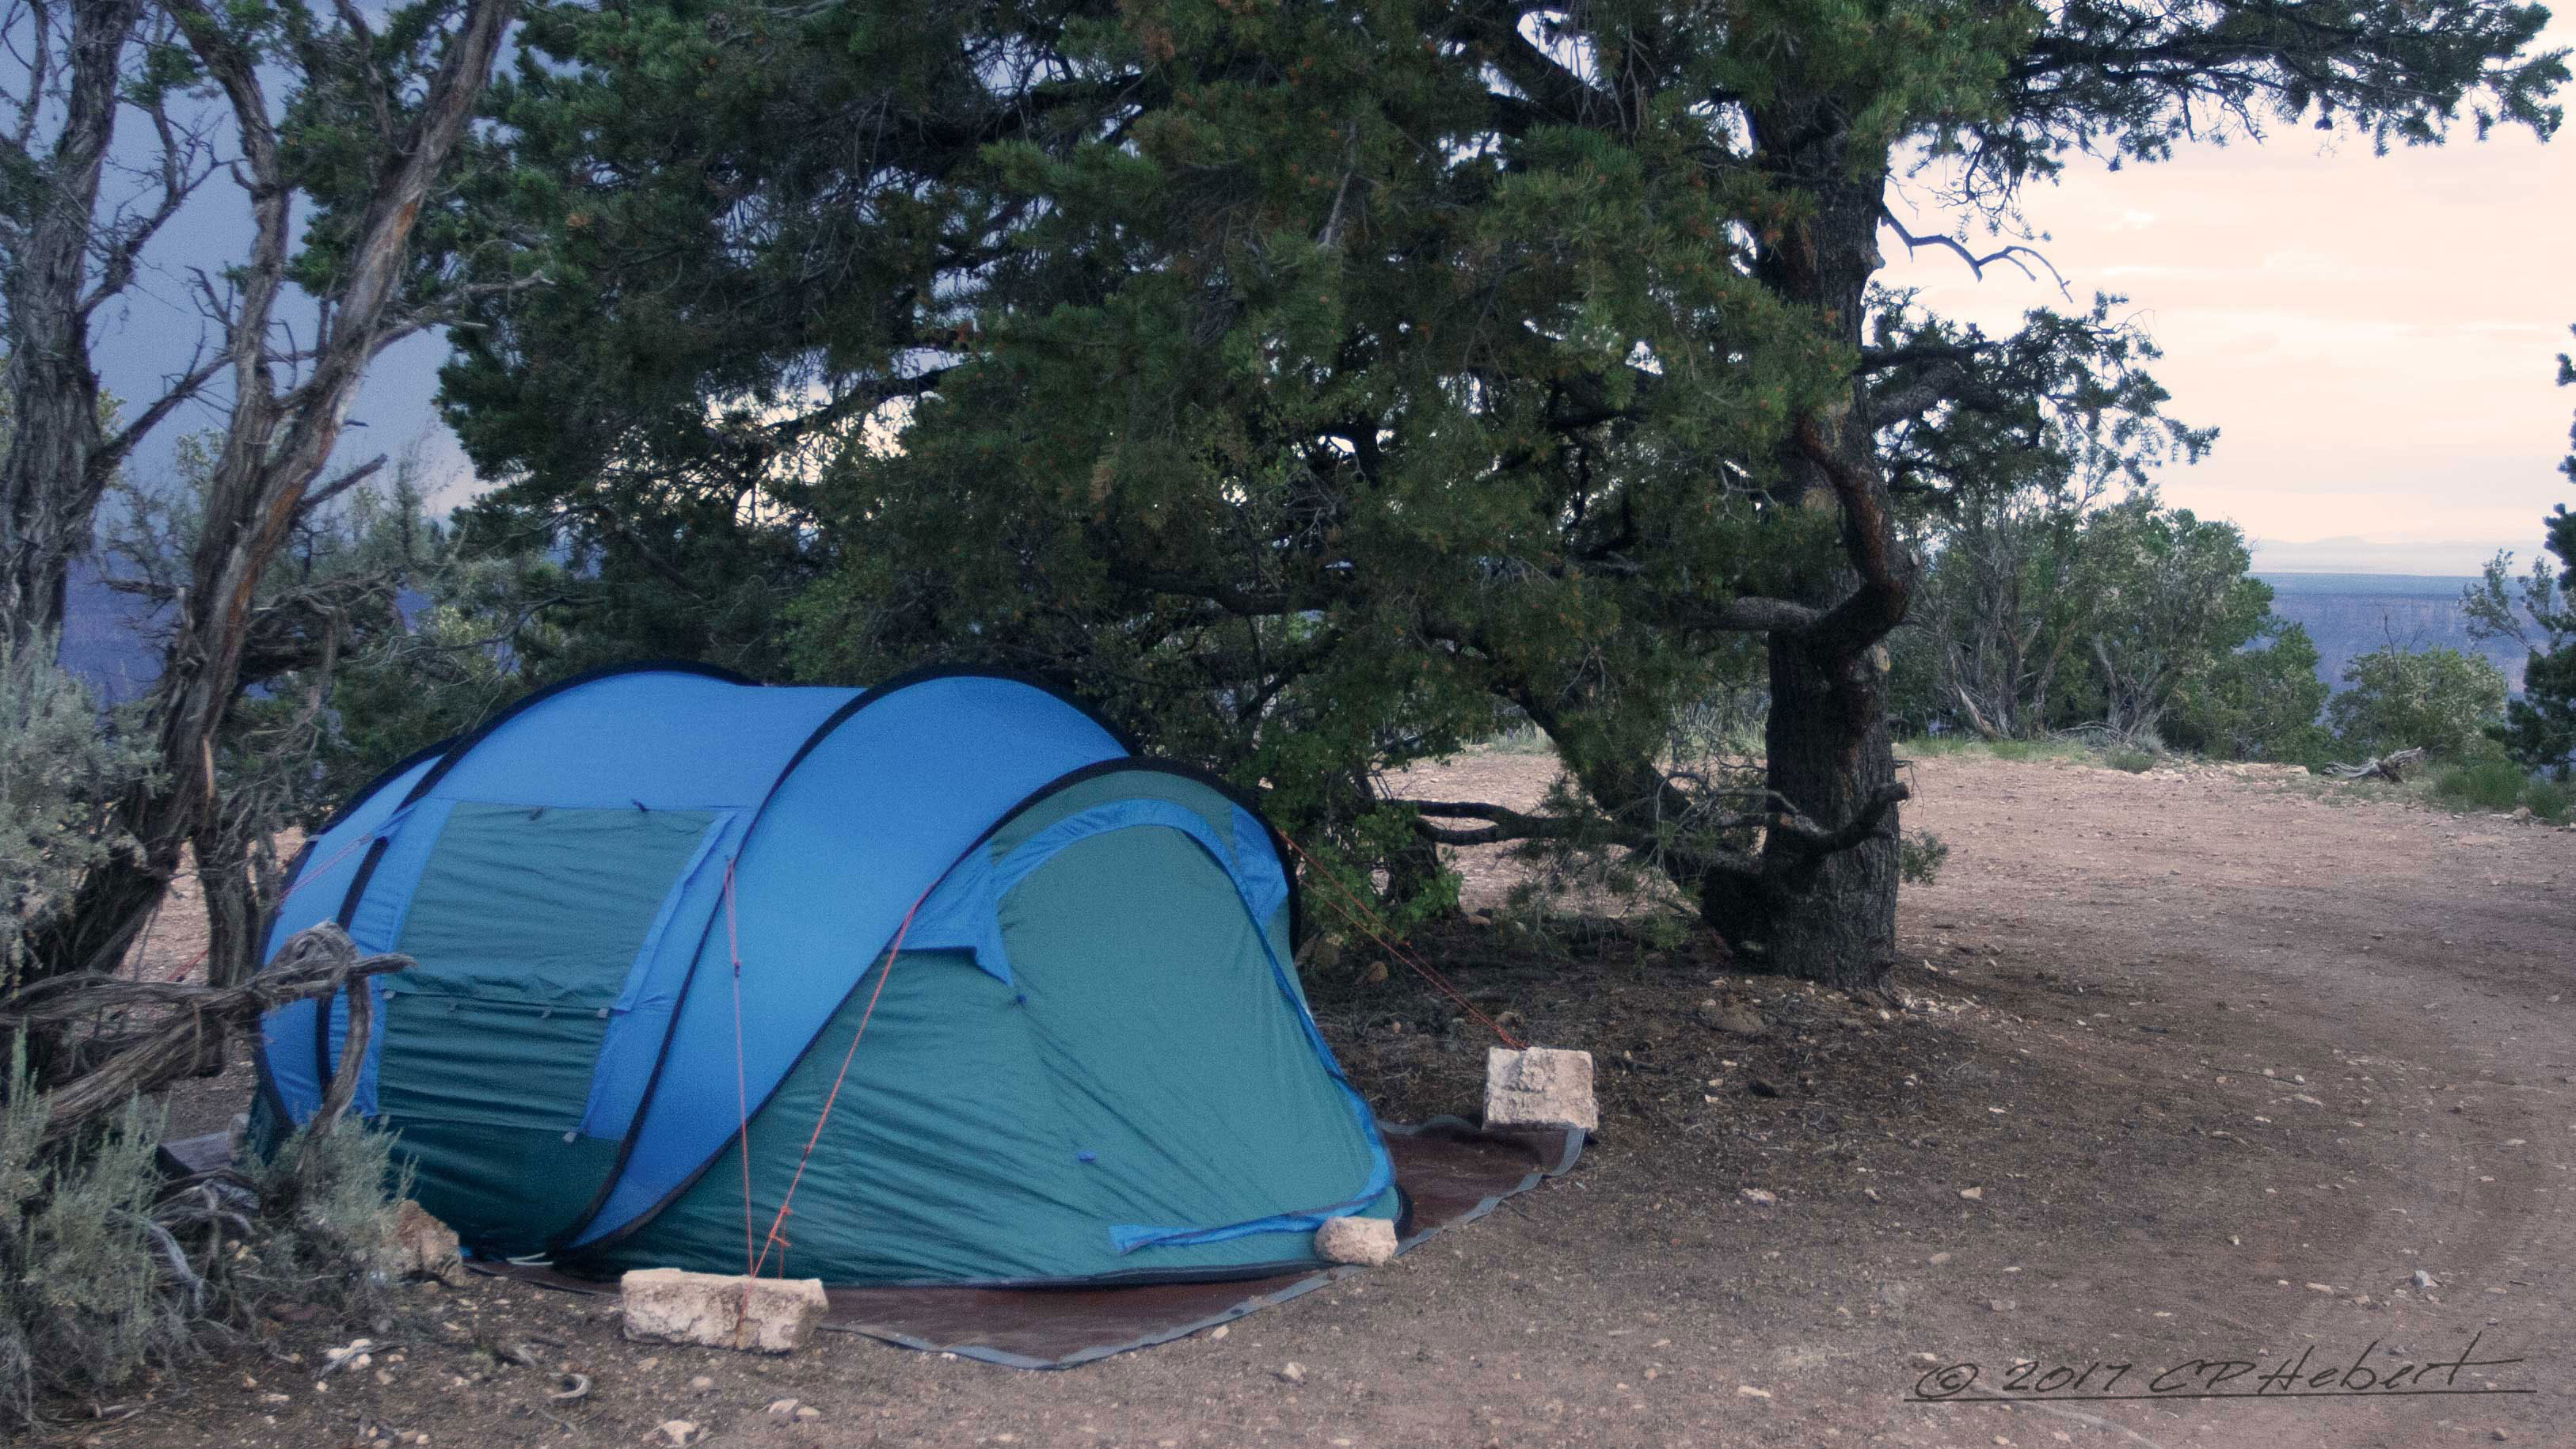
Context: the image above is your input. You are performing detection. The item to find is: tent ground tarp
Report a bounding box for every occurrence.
[475,1118,1580,1369]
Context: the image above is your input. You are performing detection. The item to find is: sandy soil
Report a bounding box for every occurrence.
[72,752,2576,1449]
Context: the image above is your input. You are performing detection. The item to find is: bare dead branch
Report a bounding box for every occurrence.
[1405,799,1641,848]
[296,454,389,518]
[3,923,410,1144]
[2323,746,2426,782]
[1878,207,2072,300]
[1760,782,1911,858]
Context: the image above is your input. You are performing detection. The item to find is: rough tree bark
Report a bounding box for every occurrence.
[0,0,192,643]
[0,923,408,1143]
[21,0,522,1016]
[1704,136,1917,991]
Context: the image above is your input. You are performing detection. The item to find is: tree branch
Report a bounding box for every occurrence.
[1797,413,1915,661]
[1879,207,2072,299]
[1404,798,1646,848]
[1760,782,1910,858]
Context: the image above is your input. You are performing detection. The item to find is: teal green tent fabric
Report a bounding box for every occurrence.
[254,663,1392,1286]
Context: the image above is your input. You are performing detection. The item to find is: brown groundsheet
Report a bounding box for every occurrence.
[478,1117,1581,1369]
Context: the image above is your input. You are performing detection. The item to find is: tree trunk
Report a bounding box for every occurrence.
[17,0,519,1013]
[1752,629,1901,988]
[1707,126,1909,989]
[0,0,146,647]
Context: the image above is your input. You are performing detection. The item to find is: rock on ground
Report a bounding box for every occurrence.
[1315,1215,1398,1266]
[392,1200,462,1284]
[620,1268,828,1354]
[1483,1046,1597,1132]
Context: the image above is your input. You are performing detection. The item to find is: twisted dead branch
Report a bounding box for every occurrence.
[2323,746,2427,783]
[0,923,409,1144]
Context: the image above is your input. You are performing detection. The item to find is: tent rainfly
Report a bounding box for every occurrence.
[254,663,1395,1286]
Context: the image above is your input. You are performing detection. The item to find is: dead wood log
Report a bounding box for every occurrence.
[1953,685,2005,741]
[0,923,409,1145]
[2323,746,2427,784]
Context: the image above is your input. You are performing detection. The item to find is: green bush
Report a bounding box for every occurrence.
[2432,759,2529,812]
[1,639,159,991]
[2328,645,2509,761]
[2527,776,2574,823]
[1898,831,1950,885]
[0,1053,188,1425]
[2166,622,2333,763]
[2102,747,2157,773]
[0,1044,402,1430]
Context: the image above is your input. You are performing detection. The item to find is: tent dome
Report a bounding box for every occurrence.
[256,663,1393,1286]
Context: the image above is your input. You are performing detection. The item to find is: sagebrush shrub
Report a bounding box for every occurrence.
[0,639,159,991]
[2524,776,2573,822]
[0,1040,403,1430]
[0,1049,189,1426]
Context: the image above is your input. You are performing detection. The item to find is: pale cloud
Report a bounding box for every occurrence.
[1883,18,2576,577]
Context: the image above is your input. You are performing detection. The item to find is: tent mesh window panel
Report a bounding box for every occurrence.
[375,802,720,1253]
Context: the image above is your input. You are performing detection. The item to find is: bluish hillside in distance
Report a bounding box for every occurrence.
[59,557,163,704]
[2258,573,2532,694]
[51,565,2539,705]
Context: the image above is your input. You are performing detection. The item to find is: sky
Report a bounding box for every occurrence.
[80,17,2576,579]
[1880,18,2576,576]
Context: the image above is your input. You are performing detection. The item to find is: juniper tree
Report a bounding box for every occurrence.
[2,0,520,1013]
[446,0,2565,987]
[2467,328,2576,778]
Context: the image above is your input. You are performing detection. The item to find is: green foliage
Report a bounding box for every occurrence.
[2073,495,2275,740]
[2468,329,2576,778]
[2418,758,2570,823]
[2102,747,2157,774]
[2167,621,2334,763]
[1897,831,1950,885]
[1900,457,2285,750]
[0,641,159,991]
[231,1120,406,1324]
[2526,774,2575,823]
[0,1067,181,1428]
[2327,645,2510,761]
[0,1036,402,1428]
[1886,288,2218,742]
[770,0,1841,903]
[2432,757,2533,812]
[305,498,570,813]
[435,0,2566,972]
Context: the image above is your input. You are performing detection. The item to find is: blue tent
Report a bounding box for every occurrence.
[256,663,1396,1285]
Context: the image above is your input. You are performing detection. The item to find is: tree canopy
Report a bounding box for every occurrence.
[432,0,2567,986]
[2463,329,2576,779]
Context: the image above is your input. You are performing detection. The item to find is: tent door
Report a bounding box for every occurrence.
[371,801,723,1255]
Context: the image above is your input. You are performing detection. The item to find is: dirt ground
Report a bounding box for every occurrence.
[76,751,2576,1449]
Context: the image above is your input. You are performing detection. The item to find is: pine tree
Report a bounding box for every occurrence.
[447,0,2566,987]
[2477,331,2576,778]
